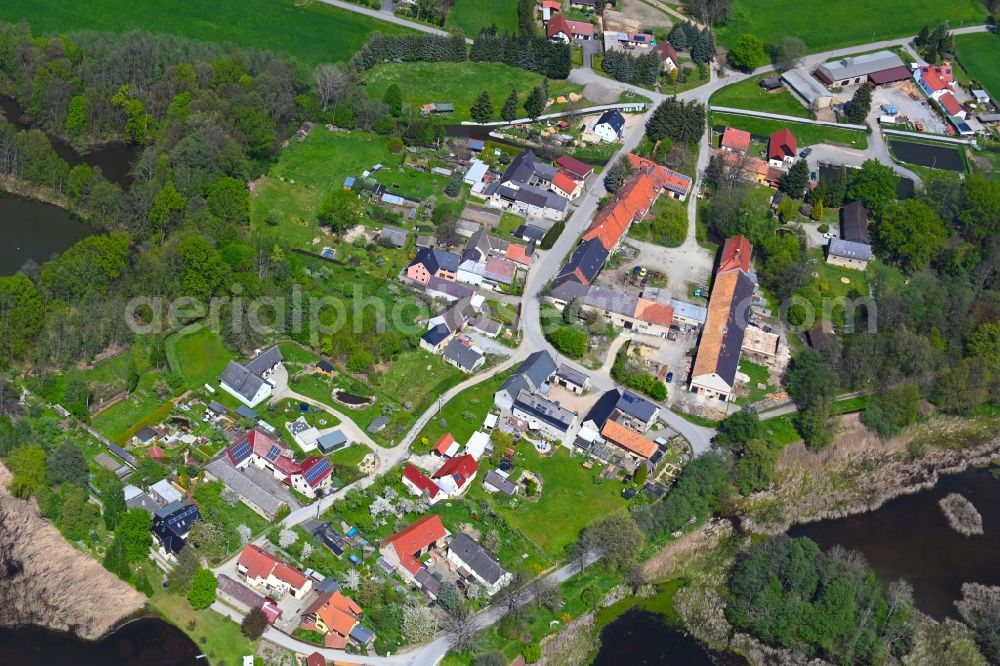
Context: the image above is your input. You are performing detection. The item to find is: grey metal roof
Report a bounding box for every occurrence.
[514,224,547,242]
[378,225,408,247]
[107,443,137,468]
[317,430,348,452]
[828,238,872,261]
[513,184,550,209]
[584,389,621,428]
[443,339,484,371]
[235,405,257,419]
[205,458,287,516]
[350,624,376,644]
[469,315,501,336]
[426,276,475,301]
[499,149,541,186]
[670,298,707,324]
[483,470,518,495]
[245,346,283,376]
[616,390,658,422]
[555,364,589,388]
[415,568,441,596]
[207,400,227,414]
[217,574,265,610]
[815,50,904,83]
[497,374,532,402]
[584,285,638,317]
[513,388,576,431]
[124,490,158,513]
[448,533,509,585]
[368,416,389,433]
[781,68,831,105]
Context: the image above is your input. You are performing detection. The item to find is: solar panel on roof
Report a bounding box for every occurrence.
[265,444,281,461]
[230,439,252,463]
[304,459,330,484]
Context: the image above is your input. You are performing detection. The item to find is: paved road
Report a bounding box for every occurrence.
[313,0,473,43]
[710,105,867,130]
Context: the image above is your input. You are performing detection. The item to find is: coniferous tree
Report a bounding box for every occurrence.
[669,22,690,50]
[604,156,632,193]
[845,83,873,124]
[501,89,519,121]
[471,90,493,123]
[780,159,810,197]
[682,21,700,46]
[915,25,930,47]
[524,85,546,117]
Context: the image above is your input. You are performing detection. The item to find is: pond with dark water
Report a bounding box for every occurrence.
[592,609,749,666]
[790,466,1000,619]
[0,618,201,666]
[888,139,964,172]
[0,95,138,187]
[0,193,96,275]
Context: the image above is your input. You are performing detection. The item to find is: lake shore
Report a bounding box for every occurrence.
[0,462,146,640]
[739,414,1000,535]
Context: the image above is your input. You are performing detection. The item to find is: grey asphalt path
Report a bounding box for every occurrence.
[313,0,473,43]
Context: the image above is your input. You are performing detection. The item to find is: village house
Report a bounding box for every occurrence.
[592,109,626,143]
[442,338,486,373]
[447,533,513,596]
[152,501,201,559]
[600,419,658,462]
[483,469,519,496]
[555,155,594,180]
[550,170,583,200]
[431,454,479,496]
[486,150,569,221]
[767,128,797,167]
[150,478,182,506]
[611,389,660,431]
[379,515,449,584]
[219,346,283,407]
[225,428,333,499]
[689,236,756,401]
[406,247,461,285]
[551,237,609,291]
[826,238,872,270]
[402,463,445,503]
[546,14,595,43]
[216,574,282,625]
[914,63,956,99]
[623,152,693,201]
[433,432,461,457]
[653,41,679,72]
[494,350,557,411]
[720,127,751,152]
[551,363,591,394]
[840,201,871,243]
[300,589,374,649]
[511,388,579,440]
[237,543,313,599]
[420,295,475,353]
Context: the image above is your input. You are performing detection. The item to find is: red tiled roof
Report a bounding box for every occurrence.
[555,155,593,179]
[634,299,674,327]
[238,543,277,581]
[939,91,963,116]
[403,464,442,499]
[719,236,752,274]
[432,454,478,485]
[147,445,164,459]
[381,515,447,574]
[306,652,326,666]
[721,127,751,152]
[485,256,517,280]
[304,590,363,637]
[601,420,657,458]
[542,0,561,9]
[768,128,797,161]
[434,432,456,455]
[238,544,308,591]
[546,14,593,38]
[506,244,532,266]
[552,170,578,195]
[918,64,954,91]
[298,456,332,487]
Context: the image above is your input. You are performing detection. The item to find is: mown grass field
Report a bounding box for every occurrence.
[363,62,585,122]
[955,32,1000,99]
[445,0,519,37]
[0,0,411,66]
[165,324,235,390]
[715,0,986,53]
[251,129,449,246]
[712,112,869,149]
[712,75,814,119]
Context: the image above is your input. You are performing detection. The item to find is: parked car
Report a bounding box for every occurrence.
[810,171,817,181]
[799,147,812,158]
[631,266,641,276]
[666,372,674,383]
[823,232,837,240]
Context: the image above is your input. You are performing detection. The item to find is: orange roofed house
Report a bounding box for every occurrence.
[624,152,693,201]
[300,589,375,649]
[237,543,312,599]
[720,127,751,153]
[689,236,756,402]
[379,515,449,584]
[600,419,657,465]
